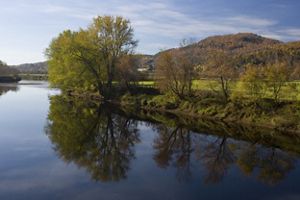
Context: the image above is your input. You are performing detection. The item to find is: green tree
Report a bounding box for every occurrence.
[263,62,291,103]
[239,65,266,100]
[46,16,137,99]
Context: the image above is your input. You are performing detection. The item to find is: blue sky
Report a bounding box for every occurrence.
[0,0,300,65]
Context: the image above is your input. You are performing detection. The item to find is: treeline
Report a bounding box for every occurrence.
[47,15,300,104]
[156,47,300,104]
[0,60,18,75]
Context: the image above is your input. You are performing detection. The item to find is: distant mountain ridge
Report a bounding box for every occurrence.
[196,33,282,52]
[10,61,48,74]
[9,33,300,74]
[156,32,300,72]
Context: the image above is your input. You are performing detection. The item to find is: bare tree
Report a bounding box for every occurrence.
[116,54,139,90]
[202,50,239,103]
[155,50,194,99]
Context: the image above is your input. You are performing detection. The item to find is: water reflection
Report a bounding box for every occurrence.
[46,96,140,182]
[46,95,300,186]
[152,125,193,182]
[200,136,235,184]
[236,145,295,185]
[0,83,18,96]
[153,123,297,185]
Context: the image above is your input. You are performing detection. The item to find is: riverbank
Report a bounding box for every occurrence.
[62,86,300,134]
[52,93,300,154]
[115,104,300,154]
[118,93,300,134]
[0,75,21,83]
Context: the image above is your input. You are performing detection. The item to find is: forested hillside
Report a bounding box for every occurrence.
[165,33,300,73]
[0,60,18,75]
[10,61,48,74]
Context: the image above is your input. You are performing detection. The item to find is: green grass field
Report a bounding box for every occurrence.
[138,79,300,101]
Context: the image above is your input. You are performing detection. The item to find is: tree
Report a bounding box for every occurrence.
[46,16,137,99]
[263,62,291,103]
[155,50,194,99]
[0,60,18,75]
[89,16,138,97]
[46,30,93,92]
[116,54,139,90]
[239,65,266,100]
[202,50,239,103]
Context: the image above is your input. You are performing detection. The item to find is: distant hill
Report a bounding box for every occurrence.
[156,33,300,73]
[10,61,48,74]
[195,33,281,53]
[9,33,300,75]
[134,54,155,72]
[171,33,282,64]
[131,33,290,72]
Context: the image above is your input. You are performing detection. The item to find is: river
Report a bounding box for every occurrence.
[0,81,299,200]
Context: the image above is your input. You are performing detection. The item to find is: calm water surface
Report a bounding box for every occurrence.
[0,81,300,200]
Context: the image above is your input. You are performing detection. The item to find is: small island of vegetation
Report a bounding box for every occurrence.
[0,61,21,83]
[46,15,300,133]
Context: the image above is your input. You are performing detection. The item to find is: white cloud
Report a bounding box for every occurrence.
[19,1,289,42]
[34,1,279,39]
[1,0,299,64]
[279,28,300,37]
[227,16,277,26]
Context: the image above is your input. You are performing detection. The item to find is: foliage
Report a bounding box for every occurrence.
[0,60,18,75]
[264,62,293,103]
[46,16,137,99]
[239,65,266,100]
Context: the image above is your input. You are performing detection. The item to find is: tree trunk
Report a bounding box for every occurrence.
[220,76,228,103]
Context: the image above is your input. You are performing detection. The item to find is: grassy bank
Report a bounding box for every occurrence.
[19,74,48,81]
[63,79,300,133]
[119,92,300,133]
[54,93,300,154]
[115,105,300,154]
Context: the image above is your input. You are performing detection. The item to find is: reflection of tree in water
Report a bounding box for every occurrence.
[200,136,235,184]
[46,96,140,182]
[153,125,193,182]
[152,123,297,185]
[46,97,298,185]
[237,145,296,185]
[0,84,18,96]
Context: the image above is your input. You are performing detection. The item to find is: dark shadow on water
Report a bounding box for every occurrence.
[0,83,19,96]
[45,95,300,185]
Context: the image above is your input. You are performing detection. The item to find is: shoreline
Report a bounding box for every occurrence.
[54,92,300,154]
[118,93,300,135]
[62,91,300,135]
